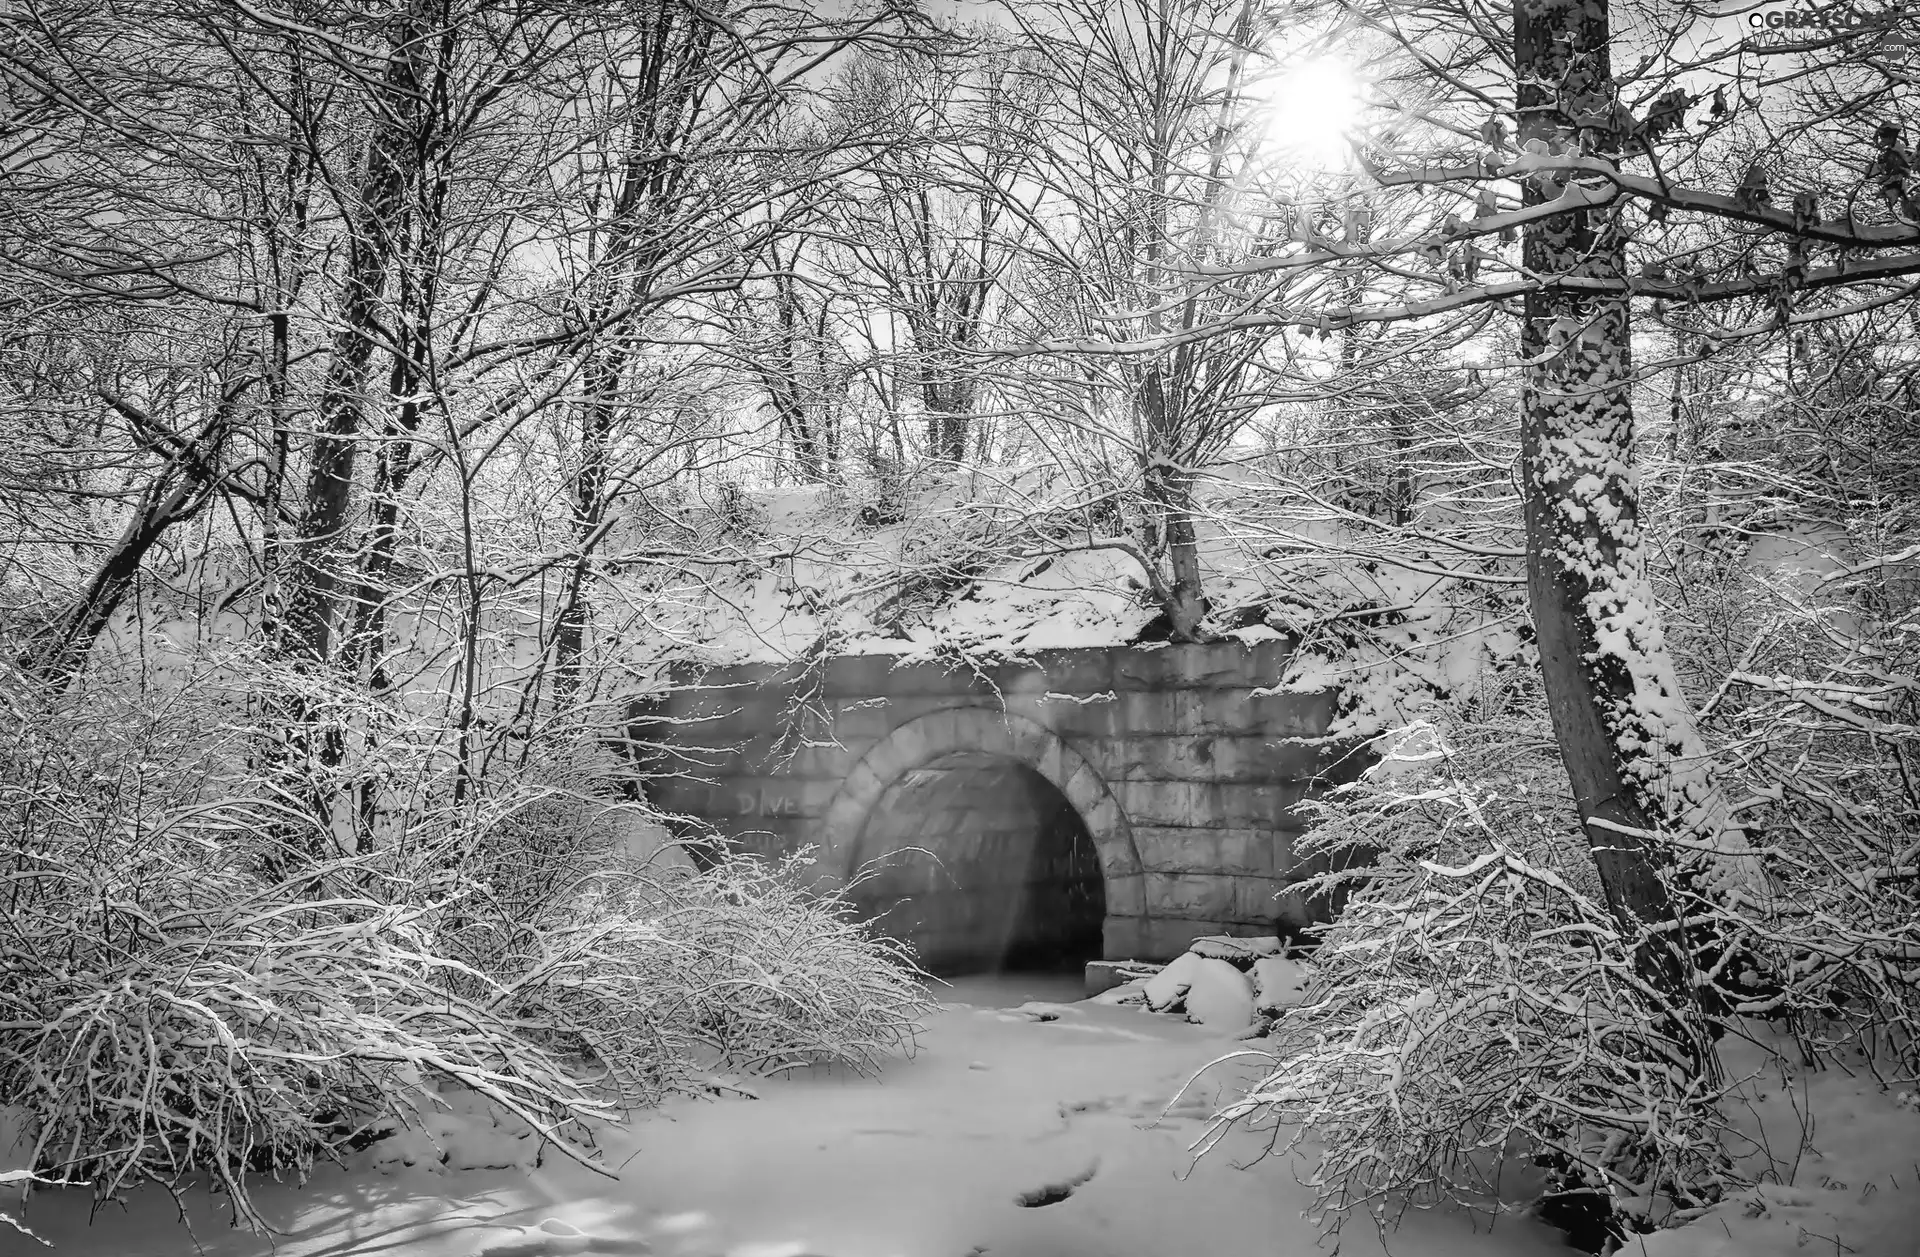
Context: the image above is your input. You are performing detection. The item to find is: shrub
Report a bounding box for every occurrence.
[0,667,933,1236]
[1198,718,1742,1247]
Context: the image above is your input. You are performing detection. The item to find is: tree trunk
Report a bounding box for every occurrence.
[551,350,626,702]
[1139,365,1209,642]
[17,399,234,688]
[921,370,972,464]
[278,12,424,667]
[1514,0,1757,1029]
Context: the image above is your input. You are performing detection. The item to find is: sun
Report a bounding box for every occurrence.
[1250,55,1365,171]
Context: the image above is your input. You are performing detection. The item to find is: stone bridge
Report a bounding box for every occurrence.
[626,641,1361,969]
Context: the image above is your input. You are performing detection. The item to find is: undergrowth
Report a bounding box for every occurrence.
[0,661,932,1238]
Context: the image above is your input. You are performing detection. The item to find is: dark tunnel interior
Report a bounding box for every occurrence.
[844,751,1106,976]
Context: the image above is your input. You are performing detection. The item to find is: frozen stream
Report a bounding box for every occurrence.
[26,974,1575,1257]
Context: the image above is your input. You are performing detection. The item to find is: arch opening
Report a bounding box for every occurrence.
[846,750,1106,977]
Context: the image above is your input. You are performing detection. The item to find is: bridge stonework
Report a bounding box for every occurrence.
[628,640,1357,963]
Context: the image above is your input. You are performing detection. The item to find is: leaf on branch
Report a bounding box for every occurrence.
[1639,89,1691,140]
[1792,189,1820,232]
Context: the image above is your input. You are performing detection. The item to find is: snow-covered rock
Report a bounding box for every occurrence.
[1141,951,1210,1012]
[1251,957,1313,1013]
[1090,977,1150,1006]
[1181,958,1255,1030]
[1187,935,1282,966]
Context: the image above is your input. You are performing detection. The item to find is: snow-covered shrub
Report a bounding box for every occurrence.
[1201,717,1743,1245]
[445,835,935,1103]
[0,666,934,1233]
[1684,533,1920,1072]
[0,674,620,1233]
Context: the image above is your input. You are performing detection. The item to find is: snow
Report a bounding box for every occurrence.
[19,976,1575,1257]
[1114,939,1308,1032]
[611,471,1526,749]
[1178,958,1256,1031]
[1616,1029,1920,1257]
[18,972,1918,1257]
[1250,956,1312,1013]
[365,1085,548,1175]
[1142,950,1211,1012]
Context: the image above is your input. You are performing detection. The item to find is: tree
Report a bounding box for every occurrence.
[996,0,1306,641]
[831,42,1039,465]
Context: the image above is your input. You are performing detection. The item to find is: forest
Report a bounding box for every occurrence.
[0,0,1916,1253]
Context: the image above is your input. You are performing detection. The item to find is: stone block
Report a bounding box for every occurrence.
[1133,826,1276,877]
[1211,736,1309,784]
[1031,649,1116,695]
[1103,869,1146,917]
[1111,778,1194,828]
[1108,641,1294,692]
[1059,756,1105,807]
[1126,734,1214,781]
[1143,870,1237,918]
[1262,737,1328,781]
[874,658,978,697]
[779,743,860,781]
[1086,958,1146,996]
[1162,641,1268,689]
[694,698,800,744]
[823,703,895,745]
[1102,914,1151,960]
[1258,688,1339,737]
[1134,916,1238,962]
[1243,637,1298,685]
[1193,780,1312,829]
[1230,875,1289,920]
[821,653,900,697]
[1168,687,1336,738]
[1108,644,1182,690]
[1033,694,1122,740]
[981,656,1052,696]
[1112,687,1184,737]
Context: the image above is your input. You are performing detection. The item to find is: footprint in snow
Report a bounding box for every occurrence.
[1015,1158,1100,1208]
[476,1218,656,1256]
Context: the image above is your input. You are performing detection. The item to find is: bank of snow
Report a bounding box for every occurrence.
[1620,1028,1920,1257]
[25,973,1906,1257]
[20,975,1570,1257]
[621,470,1525,743]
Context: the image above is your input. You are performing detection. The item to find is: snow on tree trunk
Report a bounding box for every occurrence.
[1514,0,1763,1021]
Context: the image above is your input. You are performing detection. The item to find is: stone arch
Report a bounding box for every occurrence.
[819,705,1142,892]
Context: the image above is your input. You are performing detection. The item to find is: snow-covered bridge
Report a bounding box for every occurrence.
[625,641,1358,969]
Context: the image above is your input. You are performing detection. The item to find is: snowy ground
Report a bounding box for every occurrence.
[22,974,1570,1257]
[18,975,1918,1257]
